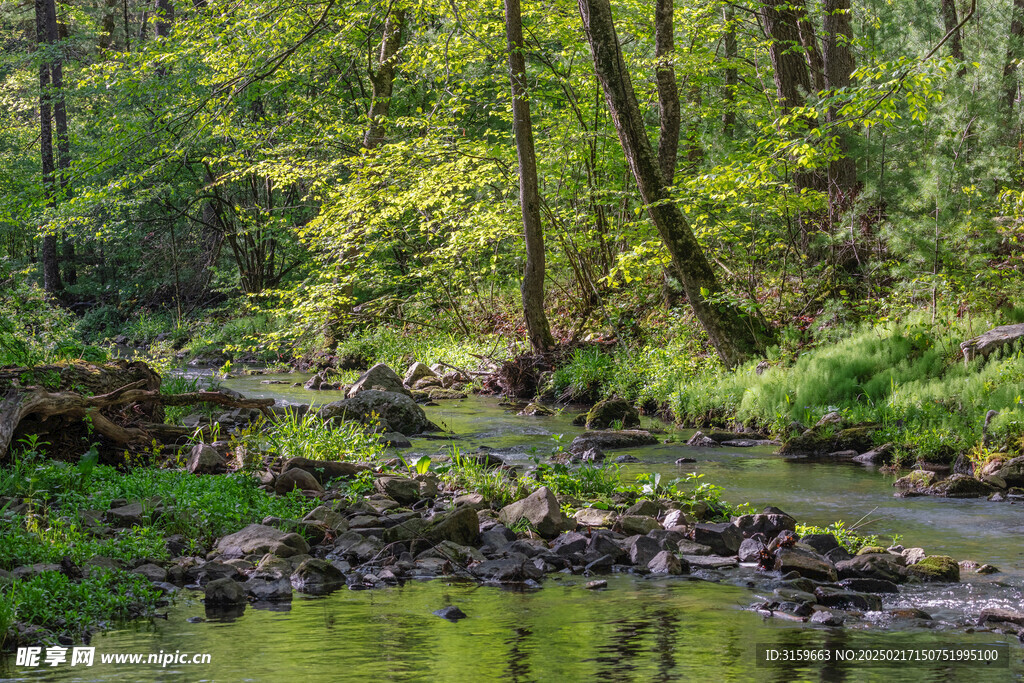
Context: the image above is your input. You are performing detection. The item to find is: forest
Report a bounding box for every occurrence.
[1,0,1024,678]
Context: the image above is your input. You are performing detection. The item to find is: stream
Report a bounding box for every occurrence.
[3,370,1023,681]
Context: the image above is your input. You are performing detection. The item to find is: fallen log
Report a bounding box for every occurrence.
[1,373,274,462]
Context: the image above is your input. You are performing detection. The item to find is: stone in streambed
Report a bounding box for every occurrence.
[216,524,310,559]
[374,476,421,505]
[978,608,1024,626]
[814,586,882,611]
[321,390,434,436]
[585,398,640,430]
[686,432,720,448]
[498,487,572,539]
[404,362,438,387]
[732,508,796,538]
[281,457,369,484]
[906,555,960,582]
[570,430,658,453]
[349,363,411,397]
[618,515,661,536]
[204,578,246,605]
[275,468,323,495]
[925,474,992,498]
[628,536,661,567]
[429,506,481,546]
[693,522,742,555]
[575,507,617,527]
[187,444,224,474]
[290,558,346,594]
[774,548,837,582]
[647,551,687,575]
[433,605,468,621]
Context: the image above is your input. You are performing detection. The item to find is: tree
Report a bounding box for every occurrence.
[364,9,407,150]
[577,0,771,366]
[35,0,63,295]
[822,0,858,205]
[506,0,555,353]
[654,0,678,185]
[1003,0,1024,123]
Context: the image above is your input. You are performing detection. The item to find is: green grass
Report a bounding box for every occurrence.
[234,410,386,466]
[795,520,896,554]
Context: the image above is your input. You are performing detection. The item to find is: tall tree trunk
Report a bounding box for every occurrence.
[49,0,75,285]
[795,1,825,92]
[1003,0,1024,123]
[761,0,822,193]
[940,0,965,67]
[722,6,737,138]
[100,0,117,50]
[654,0,679,185]
[578,0,771,366]
[363,10,406,149]
[822,0,858,207]
[36,0,62,295]
[506,0,555,353]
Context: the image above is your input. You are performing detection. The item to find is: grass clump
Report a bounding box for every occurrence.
[233,411,386,467]
[795,520,895,554]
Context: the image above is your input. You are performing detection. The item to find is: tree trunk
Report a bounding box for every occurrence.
[363,10,406,149]
[795,1,825,92]
[507,0,555,353]
[1003,0,1024,122]
[655,0,679,184]
[578,0,771,366]
[940,0,965,66]
[761,0,823,194]
[49,0,75,286]
[36,0,62,295]
[822,0,858,206]
[722,6,737,138]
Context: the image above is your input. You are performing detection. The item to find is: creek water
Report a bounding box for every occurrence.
[4,371,1023,681]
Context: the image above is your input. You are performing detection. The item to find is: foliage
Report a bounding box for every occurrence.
[795,520,894,555]
[234,410,386,465]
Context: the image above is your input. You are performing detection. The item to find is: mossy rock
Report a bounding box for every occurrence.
[894,470,936,490]
[585,398,640,430]
[856,545,888,555]
[926,474,993,498]
[778,424,878,456]
[907,555,960,582]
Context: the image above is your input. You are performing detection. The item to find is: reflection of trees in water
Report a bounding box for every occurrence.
[504,626,533,683]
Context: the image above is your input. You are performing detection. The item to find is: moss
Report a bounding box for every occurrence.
[856,545,888,555]
[585,398,640,430]
[908,555,960,582]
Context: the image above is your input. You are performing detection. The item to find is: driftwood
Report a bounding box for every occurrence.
[1,370,274,461]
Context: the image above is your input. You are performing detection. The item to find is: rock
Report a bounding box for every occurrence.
[498,487,572,539]
[839,578,899,593]
[901,547,926,565]
[302,505,348,532]
[244,577,293,602]
[427,388,467,400]
[693,522,742,555]
[187,444,224,474]
[585,398,640,430]
[682,555,738,569]
[826,450,859,459]
[775,548,837,582]
[453,493,487,510]
[835,553,907,583]
[216,524,310,559]
[579,447,606,463]
[994,455,1024,487]
[613,455,640,464]
[738,538,764,563]
[472,557,544,582]
[628,535,661,567]
[686,432,720,448]
[585,580,608,590]
[960,324,1024,364]
[433,605,468,621]
[720,439,766,448]
[348,363,411,397]
[893,470,936,492]
[479,525,516,549]
[732,509,796,538]
[379,432,412,448]
[569,430,658,453]
[978,608,1024,626]
[647,550,686,574]
[675,457,696,464]
[105,502,144,527]
[852,443,894,465]
[204,578,246,605]
[815,412,843,428]
[814,586,882,611]
[322,390,434,435]
[975,564,1000,574]
[404,362,438,387]
[810,611,845,627]
[574,507,617,527]
[429,506,480,546]
[618,515,661,536]
[800,534,840,556]
[925,474,992,498]
[662,509,695,529]
[625,500,662,517]
[519,403,554,416]
[374,476,421,505]
[290,558,346,594]
[779,425,877,457]
[952,453,975,476]
[275,468,323,495]
[906,555,960,582]
[131,563,168,583]
[282,457,369,484]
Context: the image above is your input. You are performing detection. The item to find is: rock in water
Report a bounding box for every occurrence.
[498,487,573,539]
[585,398,640,430]
[348,363,411,397]
[403,362,438,387]
[321,390,435,435]
[433,606,468,621]
[205,578,246,605]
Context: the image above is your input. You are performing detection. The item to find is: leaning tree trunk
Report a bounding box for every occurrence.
[578,0,772,367]
[506,0,555,353]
